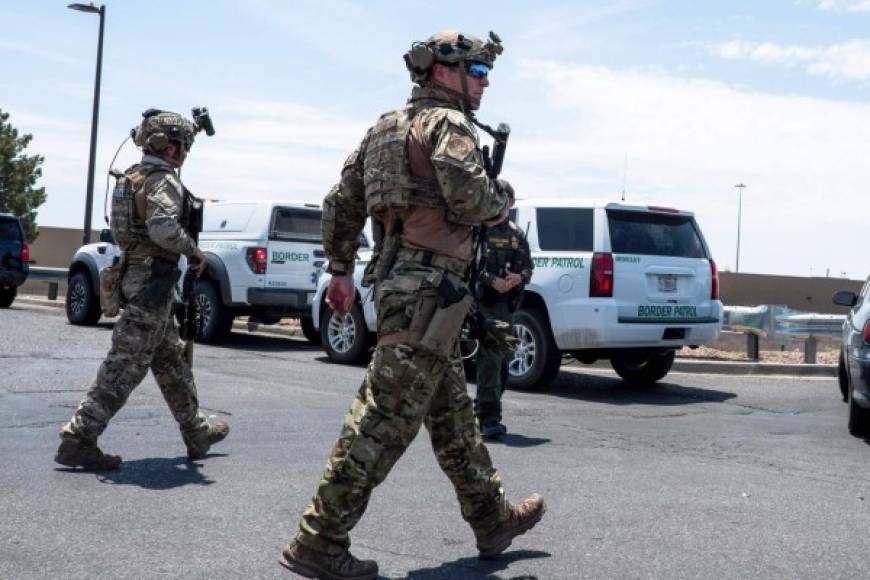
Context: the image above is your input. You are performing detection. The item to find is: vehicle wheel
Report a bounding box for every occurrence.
[193,280,234,343]
[0,285,16,308]
[848,387,870,438]
[611,351,676,386]
[321,302,369,364]
[507,309,561,391]
[66,271,101,325]
[300,315,321,344]
[838,352,849,403]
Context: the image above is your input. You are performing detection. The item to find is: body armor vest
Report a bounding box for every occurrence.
[110,163,183,262]
[364,105,445,217]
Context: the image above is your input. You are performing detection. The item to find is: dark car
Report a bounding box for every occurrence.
[833,277,870,437]
[0,213,29,308]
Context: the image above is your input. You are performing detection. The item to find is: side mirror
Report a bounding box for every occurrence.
[832,290,858,308]
[99,229,114,244]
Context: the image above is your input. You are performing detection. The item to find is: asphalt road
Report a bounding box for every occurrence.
[1,302,868,580]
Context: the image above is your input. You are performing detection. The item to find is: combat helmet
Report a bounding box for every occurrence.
[132,109,199,154]
[404,30,503,83]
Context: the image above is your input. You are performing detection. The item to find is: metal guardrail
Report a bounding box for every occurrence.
[722,305,845,364]
[27,266,68,301]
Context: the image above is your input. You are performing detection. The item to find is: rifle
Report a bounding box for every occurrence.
[180,194,204,365]
[464,120,517,357]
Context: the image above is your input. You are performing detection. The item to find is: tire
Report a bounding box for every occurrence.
[611,351,676,386]
[848,386,870,438]
[300,315,321,344]
[838,352,849,403]
[0,285,16,308]
[193,279,234,343]
[507,309,561,391]
[66,271,101,325]
[321,302,369,364]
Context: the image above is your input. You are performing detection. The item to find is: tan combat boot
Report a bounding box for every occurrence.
[279,540,378,580]
[54,437,122,471]
[186,420,230,459]
[476,493,546,559]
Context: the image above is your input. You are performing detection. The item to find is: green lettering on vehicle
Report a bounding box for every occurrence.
[271,251,310,263]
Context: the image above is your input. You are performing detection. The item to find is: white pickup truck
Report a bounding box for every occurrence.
[313,198,723,389]
[65,200,343,343]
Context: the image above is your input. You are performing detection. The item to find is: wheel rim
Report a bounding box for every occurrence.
[195,293,212,332]
[328,312,356,354]
[69,281,86,315]
[509,323,536,377]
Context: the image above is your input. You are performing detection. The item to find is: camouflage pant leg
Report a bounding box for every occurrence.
[62,268,174,443]
[297,344,449,552]
[474,301,514,424]
[426,352,507,534]
[150,310,209,445]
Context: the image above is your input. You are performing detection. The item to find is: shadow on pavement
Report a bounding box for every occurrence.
[395,549,550,580]
[533,370,736,406]
[211,331,320,353]
[91,455,224,489]
[485,433,551,448]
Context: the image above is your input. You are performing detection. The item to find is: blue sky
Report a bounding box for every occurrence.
[2,0,869,278]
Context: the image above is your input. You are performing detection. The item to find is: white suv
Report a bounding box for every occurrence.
[313,198,722,388]
[66,200,339,343]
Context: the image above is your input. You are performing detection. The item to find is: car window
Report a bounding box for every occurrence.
[536,208,593,251]
[270,207,322,242]
[607,210,706,258]
[0,219,21,241]
[857,278,870,311]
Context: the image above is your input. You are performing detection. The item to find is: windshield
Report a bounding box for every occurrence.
[0,220,21,241]
[607,210,706,258]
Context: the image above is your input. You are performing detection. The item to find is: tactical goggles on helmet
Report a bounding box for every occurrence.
[466,62,490,79]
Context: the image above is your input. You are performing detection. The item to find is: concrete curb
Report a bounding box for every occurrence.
[568,359,835,378]
[15,294,834,376]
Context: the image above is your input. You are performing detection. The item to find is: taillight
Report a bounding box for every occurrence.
[246,247,267,275]
[710,259,719,300]
[863,321,870,345]
[21,242,30,263]
[590,252,614,297]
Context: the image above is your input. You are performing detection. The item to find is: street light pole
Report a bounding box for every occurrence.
[68,3,105,246]
[734,183,746,273]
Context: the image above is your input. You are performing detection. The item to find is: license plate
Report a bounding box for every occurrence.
[657,274,677,292]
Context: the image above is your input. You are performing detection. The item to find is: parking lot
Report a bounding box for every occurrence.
[2,302,869,580]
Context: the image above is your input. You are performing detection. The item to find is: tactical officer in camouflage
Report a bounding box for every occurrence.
[54,109,229,471]
[474,180,533,440]
[280,31,545,580]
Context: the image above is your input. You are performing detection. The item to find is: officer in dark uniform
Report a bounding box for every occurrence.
[474,181,533,439]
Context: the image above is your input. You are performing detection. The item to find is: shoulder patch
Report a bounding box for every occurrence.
[446,133,475,161]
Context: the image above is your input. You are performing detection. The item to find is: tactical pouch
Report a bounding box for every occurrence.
[99,256,125,317]
[407,272,474,358]
[143,258,181,309]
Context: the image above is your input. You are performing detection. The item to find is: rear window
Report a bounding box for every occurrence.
[607,210,706,258]
[270,207,322,242]
[536,208,593,251]
[0,219,22,241]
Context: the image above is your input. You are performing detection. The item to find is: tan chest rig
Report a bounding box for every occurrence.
[110,163,186,263]
[363,105,445,217]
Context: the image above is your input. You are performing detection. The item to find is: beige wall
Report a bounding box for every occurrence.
[720,271,864,314]
[29,226,101,268]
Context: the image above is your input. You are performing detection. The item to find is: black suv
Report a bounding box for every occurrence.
[0,213,29,308]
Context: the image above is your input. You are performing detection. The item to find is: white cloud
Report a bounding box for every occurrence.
[815,0,870,12]
[507,61,870,277]
[712,39,870,81]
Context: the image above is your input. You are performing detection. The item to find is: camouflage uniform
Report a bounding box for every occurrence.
[474,219,533,434]
[285,34,544,574]
[57,115,225,466]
